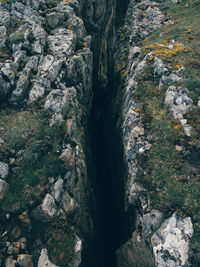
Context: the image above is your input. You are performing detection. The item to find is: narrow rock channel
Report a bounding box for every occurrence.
[81,1,131,266]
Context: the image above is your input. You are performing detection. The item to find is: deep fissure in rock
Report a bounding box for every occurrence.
[81,1,131,266]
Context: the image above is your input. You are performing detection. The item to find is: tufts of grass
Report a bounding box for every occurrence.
[0,107,66,213]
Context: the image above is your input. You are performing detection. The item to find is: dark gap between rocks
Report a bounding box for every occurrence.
[80,2,132,266]
[81,70,129,267]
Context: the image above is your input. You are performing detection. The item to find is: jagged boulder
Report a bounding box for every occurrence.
[38,249,58,267]
[141,209,163,241]
[0,25,7,49]
[165,86,193,118]
[0,162,9,179]
[44,89,72,115]
[151,213,193,267]
[47,28,76,59]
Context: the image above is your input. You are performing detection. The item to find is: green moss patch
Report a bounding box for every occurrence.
[0,107,65,213]
[47,223,75,267]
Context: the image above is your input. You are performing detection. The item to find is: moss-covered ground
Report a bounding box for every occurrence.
[0,106,65,213]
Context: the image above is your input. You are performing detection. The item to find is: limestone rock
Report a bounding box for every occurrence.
[29,82,45,101]
[151,213,193,267]
[161,74,182,85]
[66,16,86,39]
[47,28,76,58]
[0,9,10,27]
[41,193,57,217]
[61,190,79,215]
[141,210,163,241]
[37,55,62,82]
[38,248,58,267]
[53,178,64,202]
[165,86,193,118]
[0,25,7,49]
[0,162,9,179]
[46,12,64,28]
[50,113,64,127]
[60,145,75,168]
[44,89,71,115]
[154,57,168,76]
[1,61,16,85]
[11,68,31,102]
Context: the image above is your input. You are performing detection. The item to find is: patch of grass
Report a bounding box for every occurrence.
[47,224,75,267]
[10,32,24,44]
[1,154,65,213]
[0,107,66,213]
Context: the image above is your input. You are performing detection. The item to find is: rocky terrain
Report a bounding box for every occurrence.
[0,0,200,266]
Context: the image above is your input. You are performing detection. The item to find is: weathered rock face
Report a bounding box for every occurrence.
[151,213,193,267]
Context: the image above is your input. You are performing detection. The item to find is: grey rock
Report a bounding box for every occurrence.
[0,25,7,49]
[1,61,16,85]
[141,210,163,240]
[38,249,58,267]
[66,16,86,39]
[0,9,10,27]
[12,43,23,53]
[13,50,26,69]
[29,81,45,101]
[11,68,31,102]
[0,179,9,200]
[165,86,193,118]
[161,73,182,85]
[154,57,168,76]
[38,55,62,82]
[61,190,79,215]
[41,193,57,217]
[134,59,146,76]
[50,113,64,127]
[25,56,39,70]
[32,23,46,47]
[53,178,64,202]
[46,12,64,28]
[60,144,75,168]
[151,213,193,267]
[47,28,76,58]
[32,40,43,54]
[44,89,72,115]
[0,162,9,179]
